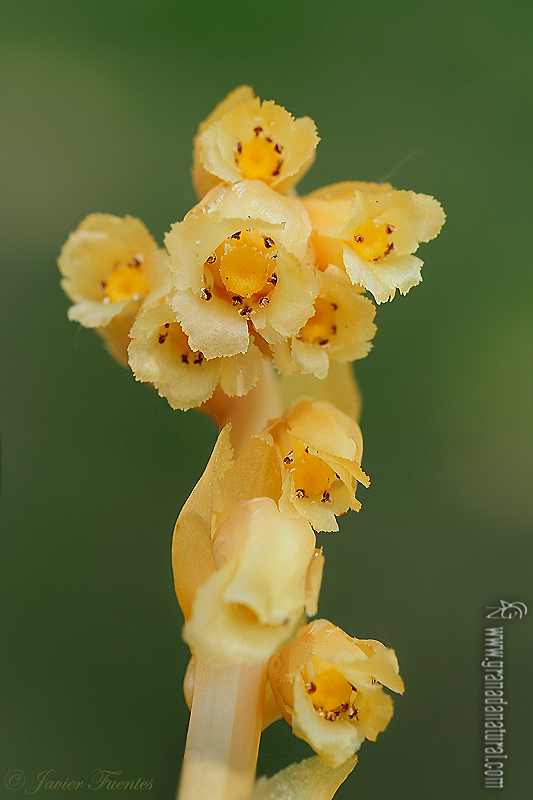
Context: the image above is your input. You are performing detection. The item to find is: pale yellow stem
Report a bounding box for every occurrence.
[201,361,283,456]
[178,659,267,800]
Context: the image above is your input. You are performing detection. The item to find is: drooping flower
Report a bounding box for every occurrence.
[303,181,445,304]
[271,265,376,380]
[173,428,323,666]
[184,497,324,666]
[192,85,319,198]
[165,180,318,360]
[58,214,171,363]
[262,399,370,532]
[268,619,404,768]
[128,302,263,410]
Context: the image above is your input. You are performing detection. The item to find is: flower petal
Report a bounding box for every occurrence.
[128,303,223,410]
[218,342,264,397]
[171,290,250,359]
[172,426,234,621]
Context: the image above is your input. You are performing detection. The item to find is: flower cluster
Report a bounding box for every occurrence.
[58,87,444,794]
[58,86,444,411]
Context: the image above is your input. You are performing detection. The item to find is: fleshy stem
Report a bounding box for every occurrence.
[202,361,283,457]
[178,660,267,800]
[178,360,283,800]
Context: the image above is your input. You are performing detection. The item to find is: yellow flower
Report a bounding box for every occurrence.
[128,302,263,410]
[58,214,171,363]
[165,180,318,360]
[271,265,377,380]
[184,497,324,666]
[173,428,323,666]
[303,181,445,304]
[262,399,370,532]
[192,85,319,198]
[268,619,404,768]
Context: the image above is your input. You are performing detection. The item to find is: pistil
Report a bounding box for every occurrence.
[344,221,394,262]
[101,257,148,303]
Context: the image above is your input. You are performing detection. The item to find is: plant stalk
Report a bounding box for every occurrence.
[178,659,267,800]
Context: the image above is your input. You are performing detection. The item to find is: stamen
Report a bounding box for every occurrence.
[156,322,204,368]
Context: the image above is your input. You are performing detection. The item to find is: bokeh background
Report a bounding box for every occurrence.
[1,1,531,798]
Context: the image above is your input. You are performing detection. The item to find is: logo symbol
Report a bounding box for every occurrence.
[5,770,25,790]
[485,600,528,619]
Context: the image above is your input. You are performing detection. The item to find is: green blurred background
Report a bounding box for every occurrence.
[1,1,531,798]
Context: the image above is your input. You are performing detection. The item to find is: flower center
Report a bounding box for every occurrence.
[202,230,278,315]
[307,667,353,713]
[235,128,283,180]
[298,296,337,346]
[219,242,272,296]
[156,322,204,365]
[345,221,393,261]
[282,435,336,498]
[102,257,148,303]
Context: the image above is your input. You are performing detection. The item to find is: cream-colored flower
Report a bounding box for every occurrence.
[128,302,263,410]
[303,181,445,304]
[58,214,171,362]
[268,619,404,768]
[272,265,376,380]
[262,399,369,532]
[173,428,323,666]
[192,85,319,198]
[184,497,324,666]
[165,180,318,360]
